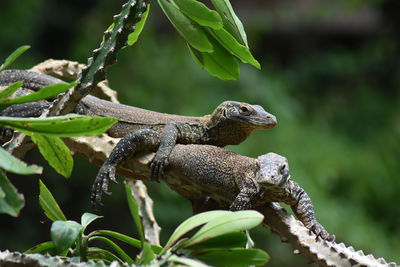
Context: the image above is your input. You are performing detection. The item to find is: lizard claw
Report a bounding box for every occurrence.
[149,153,169,182]
[310,222,335,242]
[90,163,117,209]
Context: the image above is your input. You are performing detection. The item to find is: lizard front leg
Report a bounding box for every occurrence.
[91,129,160,207]
[229,177,260,211]
[149,121,179,180]
[287,181,335,241]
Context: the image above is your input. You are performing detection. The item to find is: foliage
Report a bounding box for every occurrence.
[30,180,269,266]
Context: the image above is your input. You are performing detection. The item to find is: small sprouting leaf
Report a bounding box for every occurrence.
[124,183,144,243]
[128,4,151,46]
[209,28,260,69]
[158,0,213,53]
[0,82,77,105]
[164,210,232,251]
[39,179,66,221]
[172,0,222,29]
[210,0,248,46]
[51,220,83,252]
[0,114,117,137]
[87,247,123,264]
[0,81,23,100]
[81,212,103,229]
[32,135,73,178]
[193,248,269,267]
[0,172,24,217]
[0,146,42,175]
[136,242,156,265]
[184,210,263,247]
[25,241,57,254]
[0,45,31,71]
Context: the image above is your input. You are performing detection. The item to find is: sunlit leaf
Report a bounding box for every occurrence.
[193,248,269,267]
[172,0,222,29]
[127,4,151,46]
[0,45,30,71]
[0,146,42,175]
[0,81,23,100]
[51,220,83,251]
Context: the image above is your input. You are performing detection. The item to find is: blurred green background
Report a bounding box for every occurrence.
[0,0,399,266]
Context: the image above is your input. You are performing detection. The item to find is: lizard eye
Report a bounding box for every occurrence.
[239,104,252,115]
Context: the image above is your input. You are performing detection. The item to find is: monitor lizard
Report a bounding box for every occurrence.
[0,69,277,206]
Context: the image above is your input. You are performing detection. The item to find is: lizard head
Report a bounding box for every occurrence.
[214,101,277,129]
[256,152,290,187]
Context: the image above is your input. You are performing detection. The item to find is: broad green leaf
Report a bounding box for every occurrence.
[210,0,248,47]
[0,172,24,216]
[124,183,144,243]
[32,134,73,178]
[0,114,117,137]
[92,230,162,254]
[158,0,213,53]
[184,210,263,247]
[87,247,123,264]
[209,28,260,69]
[0,81,23,100]
[0,146,42,175]
[81,213,103,229]
[0,82,76,105]
[136,242,156,265]
[128,4,150,46]
[88,236,134,264]
[188,36,239,80]
[193,248,269,267]
[187,232,246,249]
[39,179,66,221]
[172,0,222,29]
[51,220,83,252]
[0,45,30,71]
[167,255,209,267]
[25,241,57,255]
[164,210,232,250]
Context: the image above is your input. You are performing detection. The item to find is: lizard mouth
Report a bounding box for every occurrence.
[247,114,277,129]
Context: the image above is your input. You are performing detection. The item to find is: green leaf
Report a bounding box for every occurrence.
[88,236,134,264]
[172,0,222,29]
[136,242,156,265]
[51,220,83,252]
[158,0,213,53]
[0,45,30,71]
[187,232,246,249]
[25,241,57,255]
[0,114,117,137]
[39,179,67,221]
[0,81,23,100]
[81,212,103,229]
[164,210,232,250]
[184,210,263,247]
[193,248,269,267]
[87,247,123,264]
[92,230,162,254]
[127,4,150,46]
[188,37,239,80]
[209,28,260,69]
[0,146,42,175]
[124,183,144,243]
[210,0,248,46]
[32,134,73,178]
[0,82,77,105]
[0,172,24,216]
[167,255,210,267]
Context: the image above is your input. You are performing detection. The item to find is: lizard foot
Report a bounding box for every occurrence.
[149,153,169,182]
[309,222,335,242]
[90,163,118,209]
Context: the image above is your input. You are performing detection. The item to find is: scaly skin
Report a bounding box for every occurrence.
[0,69,277,206]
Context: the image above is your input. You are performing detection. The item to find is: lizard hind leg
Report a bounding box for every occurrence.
[90,128,160,208]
